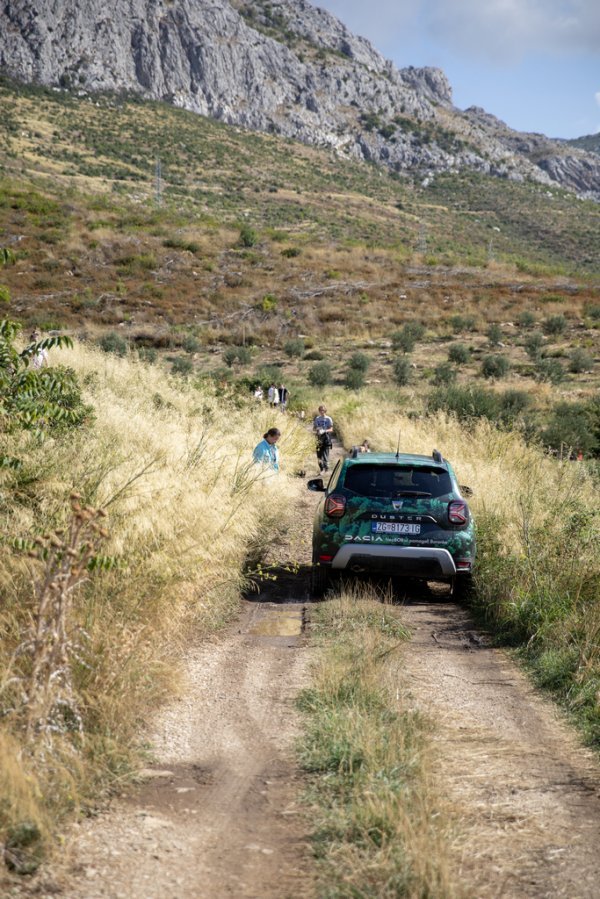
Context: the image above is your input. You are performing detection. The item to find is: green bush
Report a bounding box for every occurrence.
[304,350,324,361]
[281,246,301,258]
[238,223,258,247]
[450,314,476,334]
[568,348,593,374]
[535,358,565,384]
[391,323,425,355]
[348,351,370,373]
[392,357,411,386]
[428,385,528,427]
[284,338,305,358]
[543,314,567,337]
[0,320,90,434]
[482,354,510,379]
[99,332,128,356]
[171,357,193,376]
[518,310,536,329]
[487,323,502,346]
[448,343,470,365]
[137,347,157,364]
[541,402,598,454]
[525,332,544,359]
[432,362,456,386]
[344,368,365,390]
[308,361,332,388]
[182,334,201,354]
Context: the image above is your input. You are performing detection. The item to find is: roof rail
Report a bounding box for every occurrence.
[432,449,443,463]
[351,447,359,459]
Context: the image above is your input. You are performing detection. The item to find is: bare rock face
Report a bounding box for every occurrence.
[1,0,599,199]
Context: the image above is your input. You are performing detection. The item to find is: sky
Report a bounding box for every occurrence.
[312,0,600,139]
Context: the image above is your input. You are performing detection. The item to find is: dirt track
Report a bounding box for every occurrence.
[8,447,600,899]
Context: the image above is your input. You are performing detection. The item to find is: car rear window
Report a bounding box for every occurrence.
[342,464,452,498]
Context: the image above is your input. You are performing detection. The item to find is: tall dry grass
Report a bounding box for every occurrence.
[0,343,312,868]
[335,398,600,746]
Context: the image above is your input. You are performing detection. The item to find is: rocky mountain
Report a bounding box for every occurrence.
[1,0,599,200]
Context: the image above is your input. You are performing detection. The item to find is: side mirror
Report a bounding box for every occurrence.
[460,485,474,497]
[307,477,325,492]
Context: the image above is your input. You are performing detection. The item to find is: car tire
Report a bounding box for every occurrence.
[452,573,474,602]
[311,563,330,598]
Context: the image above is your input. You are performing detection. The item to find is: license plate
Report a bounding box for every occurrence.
[371,522,421,535]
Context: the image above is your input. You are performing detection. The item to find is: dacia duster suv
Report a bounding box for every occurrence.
[308,449,475,598]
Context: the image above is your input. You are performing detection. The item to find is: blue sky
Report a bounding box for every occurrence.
[313,0,600,139]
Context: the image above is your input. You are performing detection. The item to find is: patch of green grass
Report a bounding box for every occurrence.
[298,587,457,896]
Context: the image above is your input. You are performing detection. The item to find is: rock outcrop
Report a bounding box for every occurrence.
[1,0,599,199]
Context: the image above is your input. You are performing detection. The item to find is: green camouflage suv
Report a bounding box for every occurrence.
[307,449,475,598]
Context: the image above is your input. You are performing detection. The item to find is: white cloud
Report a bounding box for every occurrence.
[596,91,600,106]
[425,0,600,62]
[313,0,600,62]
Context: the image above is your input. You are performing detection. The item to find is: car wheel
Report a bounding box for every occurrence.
[452,573,474,602]
[311,563,330,598]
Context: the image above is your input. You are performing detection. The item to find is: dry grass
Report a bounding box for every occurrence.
[0,342,312,866]
[335,400,600,745]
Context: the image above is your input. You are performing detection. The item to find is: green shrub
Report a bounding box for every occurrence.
[238,223,258,247]
[260,294,277,312]
[224,346,252,367]
[433,362,456,386]
[481,354,510,379]
[392,357,411,386]
[99,332,128,356]
[0,320,90,434]
[543,314,567,337]
[583,303,600,321]
[255,364,283,385]
[284,338,305,358]
[344,368,365,390]
[541,402,598,454]
[304,350,324,361]
[448,343,470,365]
[181,334,201,354]
[518,310,536,329]
[487,323,502,346]
[391,322,425,355]
[450,314,476,334]
[535,358,565,384]
[308,361,332,388]
[525,332,544,359]
[171,357,193,376]
[427,385,528,427]
[137,347,157,364]
[568,348,593,374]
[348,351,370,373]
[281,246,301,258]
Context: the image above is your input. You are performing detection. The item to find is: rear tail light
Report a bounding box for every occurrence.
[456,559,472,570]
[319,554,334,563]
[325,494,346,518]
[448,500,468,525]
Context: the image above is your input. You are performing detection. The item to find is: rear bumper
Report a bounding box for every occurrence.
[331,545,457,578]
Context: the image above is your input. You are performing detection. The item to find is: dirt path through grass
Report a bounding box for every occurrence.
[400,598,600,898]
[51,598,315,899]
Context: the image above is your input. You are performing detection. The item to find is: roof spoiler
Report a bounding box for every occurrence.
[432,449,444,463]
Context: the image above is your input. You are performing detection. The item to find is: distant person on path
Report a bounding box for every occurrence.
[267,383,279,408]
[29,330,48,370]
[252,427,281,472]
[313,404,334,473]
[351,439,371,455]
[278,383,289,412]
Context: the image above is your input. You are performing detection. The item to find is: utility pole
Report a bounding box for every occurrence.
[155,157,162,207]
